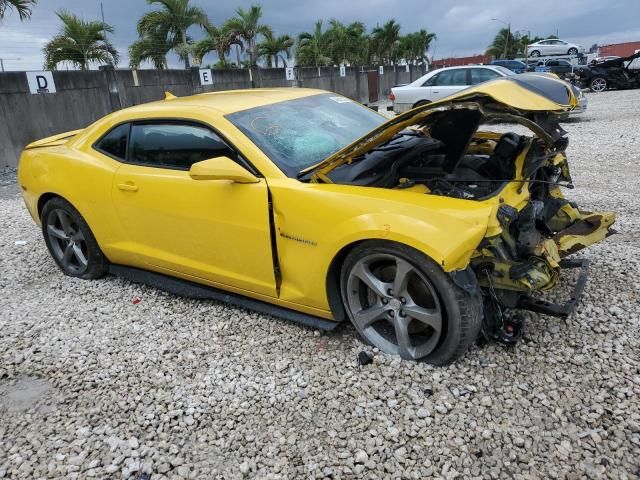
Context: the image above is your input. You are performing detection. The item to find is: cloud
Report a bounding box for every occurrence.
[0,0,638,70]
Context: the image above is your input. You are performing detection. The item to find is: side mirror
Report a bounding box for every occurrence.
[189,156,259,183]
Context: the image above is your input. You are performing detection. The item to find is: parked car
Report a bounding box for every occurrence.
[541,59,574,78]
[17,77,615,364]
[490,59,527,73]
[527,39,585,57]
[390,65,515,112]
[574,51,640,91]
[590,55,621,65]
[390,65,587,116]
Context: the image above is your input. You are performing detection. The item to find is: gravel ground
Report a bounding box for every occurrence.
[1,90,639,479]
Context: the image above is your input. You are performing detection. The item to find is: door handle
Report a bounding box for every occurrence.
[117,182,138,192]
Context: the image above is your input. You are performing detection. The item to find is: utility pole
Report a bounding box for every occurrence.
[505,23,511,59]
[0,59,4,72]
[100,3,107,42]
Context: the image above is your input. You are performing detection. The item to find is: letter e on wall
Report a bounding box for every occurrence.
[26,71,56,94]
[199,69,213,86]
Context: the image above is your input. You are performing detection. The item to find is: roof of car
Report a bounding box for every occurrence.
[124,87,327,115]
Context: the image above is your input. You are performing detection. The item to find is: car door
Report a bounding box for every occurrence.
[423,69,470,101]
[110,120,277,297]
[559,60,573,75]
[534,41,549,55]
[546,60,559,73]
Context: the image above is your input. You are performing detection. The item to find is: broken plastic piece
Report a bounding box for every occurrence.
[358,351,373,366]
[132,297,141,305]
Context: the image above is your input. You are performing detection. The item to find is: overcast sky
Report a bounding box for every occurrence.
[1,0,639,70]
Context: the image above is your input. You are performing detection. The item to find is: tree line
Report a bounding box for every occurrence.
[486,28,559,59]
[0,0,437,70]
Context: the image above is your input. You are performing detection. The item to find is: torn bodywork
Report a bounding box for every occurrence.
[306,77,616,344]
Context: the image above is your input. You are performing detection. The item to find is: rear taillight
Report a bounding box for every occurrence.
[389,91,395,101]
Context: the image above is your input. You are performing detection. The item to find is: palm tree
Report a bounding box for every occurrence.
[136,0,208,69]
[257,31,293,67]
[225,4,272,66]
[0,0,36,20]
[194,24,243,67]
[371,20,401,64]
[399,30,436,64]
[296,20,331,67]
[43,10,118,70]
[486,27,517,59]
[324,20,369,65]
[129,24,175,69]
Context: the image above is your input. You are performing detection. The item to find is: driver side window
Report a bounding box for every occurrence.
[129,122,235,170]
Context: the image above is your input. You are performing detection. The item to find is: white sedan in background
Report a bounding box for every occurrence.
[390,65,516,113]
[527,39,585,57]
[390,65,587,116]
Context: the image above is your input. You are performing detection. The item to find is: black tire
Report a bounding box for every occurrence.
[41,197,109,279]
[568,47,578,55]
[529,50,540,57]
[340,241,482,365]
[589,76,607,92]
[412,99,431,109]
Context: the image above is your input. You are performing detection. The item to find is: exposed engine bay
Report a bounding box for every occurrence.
[326,106,616,343]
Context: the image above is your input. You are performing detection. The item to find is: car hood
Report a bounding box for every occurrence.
[597,50,640,68]
[305,73,578,180]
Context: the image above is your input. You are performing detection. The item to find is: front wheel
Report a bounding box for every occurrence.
[529,50,540,57]
[590,76,607,92]
[41,197,109,279]
[340,241,482,365]
[568,47,578,55]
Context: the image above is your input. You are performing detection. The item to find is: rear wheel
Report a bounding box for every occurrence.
[412,99,431,109]
[41,197,109,279]
[590,76,607,92]
[568,47,578,55]
[340,241,482,365]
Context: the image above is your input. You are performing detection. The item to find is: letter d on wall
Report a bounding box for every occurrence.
[26,71,56,94]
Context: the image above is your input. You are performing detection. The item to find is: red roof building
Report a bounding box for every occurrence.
[431,54,493,68]
[598,41,640,57]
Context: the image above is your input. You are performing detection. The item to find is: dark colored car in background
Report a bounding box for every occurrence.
[544,59,574,78]
[490,59,527,73]
[574,51,640,91]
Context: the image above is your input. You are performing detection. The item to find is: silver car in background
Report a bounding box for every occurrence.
[527,39,585,57]
[390,65,587,116]
[390,65,515,113]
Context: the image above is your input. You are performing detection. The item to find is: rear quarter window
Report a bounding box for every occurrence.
[95,123,129,160]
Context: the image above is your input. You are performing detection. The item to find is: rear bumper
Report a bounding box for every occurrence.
[393,103,413,114]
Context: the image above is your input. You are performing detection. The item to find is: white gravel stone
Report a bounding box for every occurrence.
[0,90,639,479]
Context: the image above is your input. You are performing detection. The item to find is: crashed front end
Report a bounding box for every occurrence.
[462,118,615,342]
[307,74,616,343]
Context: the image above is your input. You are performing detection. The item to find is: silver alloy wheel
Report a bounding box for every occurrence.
[530,50,540,57]
[568,48,578,55]
[590,77,607,92]
[345,253,443,360]
[46,208,89,274]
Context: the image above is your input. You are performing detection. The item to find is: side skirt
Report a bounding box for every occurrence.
[109,265,339,331]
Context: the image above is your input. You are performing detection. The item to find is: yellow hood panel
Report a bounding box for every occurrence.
[306,73,577,180]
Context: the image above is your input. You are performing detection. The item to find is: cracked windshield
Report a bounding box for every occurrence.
[227,93,385,176]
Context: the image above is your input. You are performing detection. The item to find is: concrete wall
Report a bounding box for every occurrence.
[0,65,424,168]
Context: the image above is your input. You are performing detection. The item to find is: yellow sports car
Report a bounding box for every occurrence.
[18,74,615,364]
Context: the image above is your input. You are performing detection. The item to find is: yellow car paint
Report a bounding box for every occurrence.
[17,81,610,323]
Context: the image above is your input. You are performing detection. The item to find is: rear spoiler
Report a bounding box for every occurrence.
[25,129,84,149]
